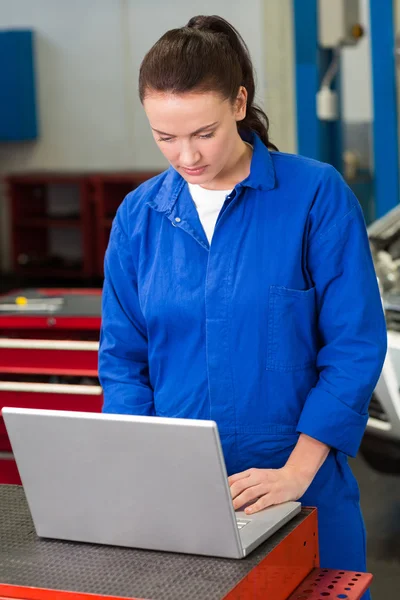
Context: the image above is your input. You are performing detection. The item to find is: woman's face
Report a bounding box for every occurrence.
[143,88,247,188]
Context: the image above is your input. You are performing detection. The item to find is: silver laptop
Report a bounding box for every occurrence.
[3,408,301,559]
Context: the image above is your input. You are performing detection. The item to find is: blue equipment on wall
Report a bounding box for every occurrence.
[0,30,38,141]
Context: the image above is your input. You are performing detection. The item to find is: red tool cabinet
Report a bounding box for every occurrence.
[0,288,103,484]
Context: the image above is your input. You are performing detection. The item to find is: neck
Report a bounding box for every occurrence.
[201,137,252,191]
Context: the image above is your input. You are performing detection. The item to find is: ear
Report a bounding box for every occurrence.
[234,86,248,122]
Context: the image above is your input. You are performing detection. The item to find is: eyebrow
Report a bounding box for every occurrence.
[151,121,219,137]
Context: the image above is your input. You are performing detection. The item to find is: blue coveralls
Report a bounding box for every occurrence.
[99,133,387,597]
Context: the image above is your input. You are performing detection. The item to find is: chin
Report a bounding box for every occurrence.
[181,172,213,185]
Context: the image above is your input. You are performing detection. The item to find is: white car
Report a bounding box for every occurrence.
[362,209,400,473]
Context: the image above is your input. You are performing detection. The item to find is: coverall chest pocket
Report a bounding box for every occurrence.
[266,285,318,372]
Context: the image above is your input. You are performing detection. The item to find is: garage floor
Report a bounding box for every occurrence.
[351,454,400,598]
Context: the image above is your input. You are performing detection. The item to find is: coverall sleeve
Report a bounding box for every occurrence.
[98,214,154,415]
[296,167,387,457]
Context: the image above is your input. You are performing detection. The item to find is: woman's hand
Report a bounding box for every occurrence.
[228,434,330,514]
[228,465,313,515]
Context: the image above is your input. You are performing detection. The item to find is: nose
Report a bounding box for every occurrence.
[179,141,201,167]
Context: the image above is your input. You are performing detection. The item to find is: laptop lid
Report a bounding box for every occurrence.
[3,408,244,558]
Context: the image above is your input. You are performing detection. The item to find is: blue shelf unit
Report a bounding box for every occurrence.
[0,30,38,141]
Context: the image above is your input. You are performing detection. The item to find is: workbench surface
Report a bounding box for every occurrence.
[0,485,310,600]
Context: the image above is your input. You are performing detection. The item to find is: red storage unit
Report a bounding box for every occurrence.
[4,171,159,280]
[0,288,103,484]
[0,382,103,484]
[5,174,94,279]
[0,339,99,376]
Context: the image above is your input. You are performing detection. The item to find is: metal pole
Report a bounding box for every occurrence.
[293,0,343,171]
[369,0,400,217]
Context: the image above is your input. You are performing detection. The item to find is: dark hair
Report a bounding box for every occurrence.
[139,15,278,151]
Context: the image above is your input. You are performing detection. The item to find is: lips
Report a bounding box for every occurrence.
[182,166,207,176]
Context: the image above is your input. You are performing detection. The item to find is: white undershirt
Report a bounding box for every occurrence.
[188,183,232,244]
[188,142,253,244]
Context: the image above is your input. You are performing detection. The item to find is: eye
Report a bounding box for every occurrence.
[158,137,174,143]
[198,132,215,139]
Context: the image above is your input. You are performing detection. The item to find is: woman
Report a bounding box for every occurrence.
[99,15,387,595]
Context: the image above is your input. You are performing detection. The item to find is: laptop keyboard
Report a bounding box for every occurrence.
[236,520,250,530]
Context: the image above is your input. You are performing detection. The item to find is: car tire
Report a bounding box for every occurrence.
[360,433,400,474]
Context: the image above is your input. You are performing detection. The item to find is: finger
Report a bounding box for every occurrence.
[233,484,265,510]
[228,469,252,486]
[244,494,276,515]
[230,474,260,500]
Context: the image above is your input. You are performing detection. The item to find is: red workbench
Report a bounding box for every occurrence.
[0,487,371,600]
